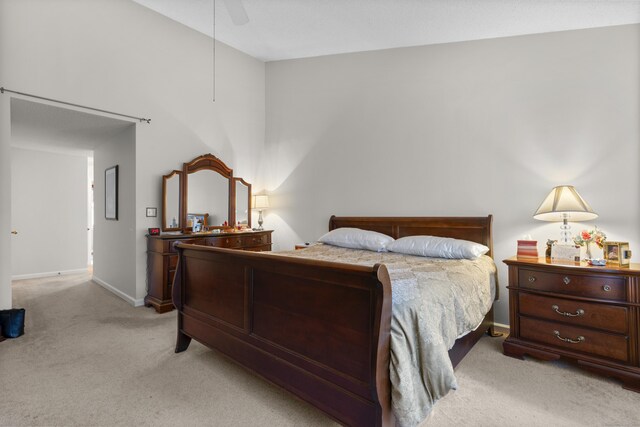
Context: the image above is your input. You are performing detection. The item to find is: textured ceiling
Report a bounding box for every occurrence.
[132,0,640,62]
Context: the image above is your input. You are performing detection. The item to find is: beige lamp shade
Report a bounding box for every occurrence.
[533,185,597,222]
[252,195,270,210]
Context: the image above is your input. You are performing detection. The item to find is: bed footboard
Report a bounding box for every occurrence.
[172,244,394,427]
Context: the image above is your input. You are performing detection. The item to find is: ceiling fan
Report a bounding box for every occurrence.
[222,0,249,25]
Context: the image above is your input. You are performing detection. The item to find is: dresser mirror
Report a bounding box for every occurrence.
[182,154,233,231]
[234,178,251,227]
[187,169,230,227]
[160,154,254,233]
[161,170,182,231]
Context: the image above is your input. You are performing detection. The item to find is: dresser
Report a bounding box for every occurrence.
[145,230,273,313]
[503,257,640,392]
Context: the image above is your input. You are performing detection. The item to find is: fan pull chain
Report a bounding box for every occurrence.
[213,0,216,102]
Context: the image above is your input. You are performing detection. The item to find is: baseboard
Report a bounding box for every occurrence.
[494,322,510,334]
[91,275,144,307]
[12,268,88,281]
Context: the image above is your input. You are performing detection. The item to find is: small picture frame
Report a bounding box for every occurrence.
[187,213,209,232]
[604,241,632,267]
[146,207,157,218]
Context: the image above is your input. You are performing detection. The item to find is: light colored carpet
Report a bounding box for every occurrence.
[1,273,638,426]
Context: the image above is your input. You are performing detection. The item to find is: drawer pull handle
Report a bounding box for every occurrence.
[603,285,611,292]
[563,276,571,285]
[553,330,585,344]
[528,276,536,283]
[551,305,585,317]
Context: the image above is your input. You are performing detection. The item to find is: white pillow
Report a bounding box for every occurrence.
[387,235,489,259]
[318,228,394,252]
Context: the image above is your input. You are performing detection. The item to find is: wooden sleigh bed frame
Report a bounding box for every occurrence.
[172,216,497,426]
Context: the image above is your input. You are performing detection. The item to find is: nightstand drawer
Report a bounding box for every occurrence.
[518,269,625,301]
[519,317,629,363]
[519,293,628,334]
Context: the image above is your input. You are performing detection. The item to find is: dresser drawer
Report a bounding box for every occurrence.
[519,317,629,363]
[519,293,628,334]
[242,233,271,247]
[518,268,625,301]
[242,244,271,252]
[206,236,244,248]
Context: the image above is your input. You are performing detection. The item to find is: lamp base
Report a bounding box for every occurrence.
[257,210,264,231]
[559,215,573,245]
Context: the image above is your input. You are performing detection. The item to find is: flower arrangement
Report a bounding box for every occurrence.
[574,227,606,259]
[574,227,607,248]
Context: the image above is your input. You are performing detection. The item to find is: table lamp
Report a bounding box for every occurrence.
[252,195,270,230]
[533,185,597,244]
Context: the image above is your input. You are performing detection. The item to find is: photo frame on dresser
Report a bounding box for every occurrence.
[604,241,631,267]
[105,165,118,220]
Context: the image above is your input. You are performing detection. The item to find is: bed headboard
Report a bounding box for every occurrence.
[328,215,494,258]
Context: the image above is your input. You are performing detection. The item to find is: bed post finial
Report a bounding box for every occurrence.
[329,215,337,231]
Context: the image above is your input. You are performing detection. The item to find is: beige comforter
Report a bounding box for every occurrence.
[273,244,497,426]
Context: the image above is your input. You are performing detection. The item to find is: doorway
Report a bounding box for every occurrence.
[9,98,132,281]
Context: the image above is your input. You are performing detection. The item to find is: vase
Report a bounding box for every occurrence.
[585,243,593,260]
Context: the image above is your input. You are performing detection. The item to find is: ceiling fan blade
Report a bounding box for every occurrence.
[222,0,249,25]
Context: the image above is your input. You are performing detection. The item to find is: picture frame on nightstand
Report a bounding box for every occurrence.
[604,241,632,267]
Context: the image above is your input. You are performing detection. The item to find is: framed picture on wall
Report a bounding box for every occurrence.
[105,165,118,220]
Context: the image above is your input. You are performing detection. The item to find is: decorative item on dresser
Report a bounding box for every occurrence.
[573,227,607,261]
[517,240,538,259]
[604,241,632,267]
[503,257,640,392]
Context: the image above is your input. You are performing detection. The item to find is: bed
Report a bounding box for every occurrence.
[172,216,498,426]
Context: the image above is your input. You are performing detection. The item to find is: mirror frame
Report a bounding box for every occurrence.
[233,177,252,228]
[161,170,182,231]
[182,154,234,232]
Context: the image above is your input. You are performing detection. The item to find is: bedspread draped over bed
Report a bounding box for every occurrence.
[274,244,497,427]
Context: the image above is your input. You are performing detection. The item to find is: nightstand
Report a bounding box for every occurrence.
[503,257,640,392]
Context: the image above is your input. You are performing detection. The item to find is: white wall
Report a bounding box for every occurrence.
[93,126,138,304]
[10,148,88,278]
[0,96,10,309]
[264,24,640,325]
[0,0,265,305]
